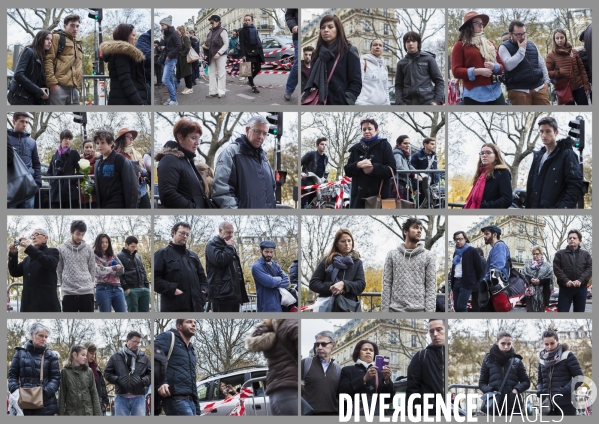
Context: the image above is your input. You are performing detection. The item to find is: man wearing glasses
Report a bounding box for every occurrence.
[104,331,151,416]
[301,331,342,415]
[8,228,61,312]
[212,115,277,208]
[498,20,550,105]
[154,222,208,312]
[449,231,482,312]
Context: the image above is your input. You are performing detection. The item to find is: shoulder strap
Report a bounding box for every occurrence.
[302,357,313,380]
[166,332,175,361]
[57,32,66,59]
[363,59,367,72]
[498,357,515,393]
[419,349,427,364]
[39,350,45,381]
[327,54,341,84]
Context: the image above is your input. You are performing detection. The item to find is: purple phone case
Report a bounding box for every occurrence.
[375,355,389,368]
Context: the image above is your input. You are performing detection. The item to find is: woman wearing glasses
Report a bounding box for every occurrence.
[155,118,209,208]
[8,229,61,312]
[521,246,554,312]
[451,11,506,105]
[464,143,511,209]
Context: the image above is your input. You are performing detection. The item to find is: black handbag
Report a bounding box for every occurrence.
[333,295,362,312]
[7,48,37,105]
[7,145,38,207]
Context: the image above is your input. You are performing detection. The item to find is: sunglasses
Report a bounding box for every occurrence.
[314,342,333,348]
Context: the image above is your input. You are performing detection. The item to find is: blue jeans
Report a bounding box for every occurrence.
[163,398,196,416]
[162,58,178,101]
[557,286,587,312]
[9,195,35,209]
[115,395,145,416]
[285,39,298,95]
[96,284,127,312]
[452,279,472,312]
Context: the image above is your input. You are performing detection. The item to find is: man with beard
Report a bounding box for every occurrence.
[479,226,510,312]
[301,331,342,415]
[553,229,592,312]
[155,319,199,416]
[410,138,439,207]
[205,222,249,312]
[301,45,314,93]
[450,231,482,312]
[251,240,290,312]
[382,217,436,312]
[406,319,446,415]
[301,137,328,208]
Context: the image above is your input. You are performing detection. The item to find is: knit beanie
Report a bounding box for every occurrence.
[160,15,173,27]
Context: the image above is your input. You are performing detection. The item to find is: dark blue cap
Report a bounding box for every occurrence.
[260,240,276,249]
[481,225,501,236]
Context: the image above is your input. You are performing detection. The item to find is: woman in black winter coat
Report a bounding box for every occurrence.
[155,118,208,208]
[100,23,149,105]
[302,14,362,105]
[239,14,265,94]
[8,30,52,105]
[537,327,584,416]
[465,143,512,209]
[8,322,61,416]
[344,118,396,209]
[47,129,81,208]
[479,331,531,415]
[338,340,394,416]
[84,343,109,415]
[309,228,365,312]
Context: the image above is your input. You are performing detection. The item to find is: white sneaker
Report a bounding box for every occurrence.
[166,100,178,106]
[181,88,193,95]
[239,77,246,81]
[163,100,172,105]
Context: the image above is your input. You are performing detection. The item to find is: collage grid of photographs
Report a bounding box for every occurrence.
[2,6,595,422]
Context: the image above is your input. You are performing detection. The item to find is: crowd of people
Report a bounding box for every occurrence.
[8,322,150,416]
[8,220,150,313]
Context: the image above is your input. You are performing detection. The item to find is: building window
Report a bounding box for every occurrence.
[383,24,389,35]
[411,319,416,328]
[516,251,524,262]
[411,335,417,347]
[519,224,524,234]
[363,22,371,32]
[533,227,538,236]
[532,239,537,246]
[518,238,524,248]
[390,352,398,364]
[383,8,389,17]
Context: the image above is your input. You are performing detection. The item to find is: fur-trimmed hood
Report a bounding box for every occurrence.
[245,319,285,352]
[155,145,185,161]
[100,40,145,62]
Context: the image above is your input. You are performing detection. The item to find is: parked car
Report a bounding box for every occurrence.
[261,36,293,69]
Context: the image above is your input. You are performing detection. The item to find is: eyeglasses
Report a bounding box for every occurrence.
[129,340,142,345]
[314,342,333,348]
[124,134,134,140]
[472,21,485,27]
[479,151,494,156]
[454,237,465,242]
[251,128,269,137]
[177,231,191,238]
[512,32,526,37]
[30,233,44,239]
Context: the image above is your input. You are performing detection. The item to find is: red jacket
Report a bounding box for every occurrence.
[451,41,504,90]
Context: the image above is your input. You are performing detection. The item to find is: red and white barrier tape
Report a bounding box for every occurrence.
[301,176,351,209]
[200,387,254,416]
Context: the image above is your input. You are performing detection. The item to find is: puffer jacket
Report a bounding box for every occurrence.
[309,254,365,302]
[546,45,590,92]
[7,128,42,187]
[58,364,102,416]
[212,135,276,209]
[154,242,208,312]
[525,137,583,209]
[44,30,83,88]
[245,319,298,394]
[100,40,149,105]
[162,26,182,60]
[135,29,152,86]
[104,347,151,396]
[344,137,395,209]
[117,248,150,290]
[553,246,592,288]
[406,344,445,414]
[8,341,60,416]
[155,143,207,209]
[395,50,444,105]
[47,147,81,203]
[356,54,391,105]
[537,344,584,407]
[9,47,47,105]
[205,235,250,303]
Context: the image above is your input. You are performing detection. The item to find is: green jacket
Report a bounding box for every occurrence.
[58,365,102,416]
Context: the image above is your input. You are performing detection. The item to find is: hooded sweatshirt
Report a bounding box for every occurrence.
[355,54,390,105]
[57,239,96,296]
[382,242,436,312]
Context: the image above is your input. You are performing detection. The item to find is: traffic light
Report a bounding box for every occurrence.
[88,8,103,21]
[73,112,87,126]
[266,112,283,137]
[568,117,585,151]
[92,61,99,75]
[275,170,287,185]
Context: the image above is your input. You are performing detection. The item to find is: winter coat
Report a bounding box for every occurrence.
[355,54,390,105]
[251,257,290,312]
[553,247,592,288]
[289,260,298,285]
[104,347,151,396]
[451,40,504,91]
[155,144,208,209]
[48,147,81,203]
[90,364,109,414]
[393,148,417,185]
[301,150,329,177]
[57,239,96,296]
[44,30,83,88]
[301,61,310,92]
[190,36,200,54]
[94,150,138,209]
[228,35,239,56]
[525,137,583,209]
[162,26,182,60]
[479,167,512,209]
[483,240,510,282]
[537,345,584,407]
[117,248,150,290]
[285,9,299,41]
[395,50,444,105]
[546,45,590,92]
[205,235,250,303]
[100,40,148,105]
[7,128,42,187]
[58,364,102,416]
[176,35,192,78]
[406,344,445,414]
[239,26,265,64]
[338,362,394,415]
[410,148,439,185]
[382,243,437,312]
[309,255,365,302]
[577,47,591,83]
[8,244,61,312]
[154,329,199,404]
[9,47,47,105]
[450,245,483,291]
[135,29,152,85]
[154,242,208,312]
[344,137,395,209]
[501,40,545,91]
[8,341,60,416]
[314,45,362,105]
[245,319,298,394]
[212,135,276,209]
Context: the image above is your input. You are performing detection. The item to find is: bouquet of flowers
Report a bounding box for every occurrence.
[78,158,94,201]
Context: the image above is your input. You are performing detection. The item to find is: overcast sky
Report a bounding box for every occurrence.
[155,8,199,27]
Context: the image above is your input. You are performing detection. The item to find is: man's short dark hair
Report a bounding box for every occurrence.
[568,229,583,241]
[396,135,409,146]
[509,20,526,33]
[537,116,558,132]
[453,231,470,243]
[402,217,423,235]
[60,129,73,140]
[12,112,30,122]
[428,318,446,327]
[351,340,379,362]
[154,40,159,45]
[303,45,315,53]
[70,220,87,234]
[316,137,327,146]
[171,222,191,235]
[93,130,115,145]
[403,31,422,51]
[125,236,139,245]
[423,137,435,146]
[63,14,81,25]
[127,331,142,340]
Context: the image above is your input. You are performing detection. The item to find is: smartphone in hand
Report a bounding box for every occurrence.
[375,355,390,369]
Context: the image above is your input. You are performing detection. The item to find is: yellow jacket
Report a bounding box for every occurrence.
[44,31,83,88]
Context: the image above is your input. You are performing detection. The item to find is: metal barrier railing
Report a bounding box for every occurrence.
[241,376,269,416]
[37,175,94,209]
[395,169,446,209]
[153,293,259,312]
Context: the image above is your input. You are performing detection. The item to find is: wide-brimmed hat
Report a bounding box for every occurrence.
[115,128,138,141]
[459,11,489,31]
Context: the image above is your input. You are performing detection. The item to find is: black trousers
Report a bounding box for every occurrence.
[211,300,240,312]
[248,61,262,87]
[62,294,95,312]
[155,63,163,84]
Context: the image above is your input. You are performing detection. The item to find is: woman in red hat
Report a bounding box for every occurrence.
[451,11,506,105]
[114,128,151,208]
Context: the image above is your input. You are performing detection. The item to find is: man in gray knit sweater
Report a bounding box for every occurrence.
[57,220,96,312]
[382,217,436,312]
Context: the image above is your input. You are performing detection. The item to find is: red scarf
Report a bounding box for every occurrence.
[89,360,99,381]
[464,166,489,209]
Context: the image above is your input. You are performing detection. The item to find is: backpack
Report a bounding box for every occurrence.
[302,357,341,380]
[52,30,67,60]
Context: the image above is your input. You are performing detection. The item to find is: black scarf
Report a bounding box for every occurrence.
[243,23,259,46]
[490,344,515,366]
[303,43,339,104]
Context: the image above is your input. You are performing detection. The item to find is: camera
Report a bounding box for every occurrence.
[13,239,21,247]
[492,74,505,84]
